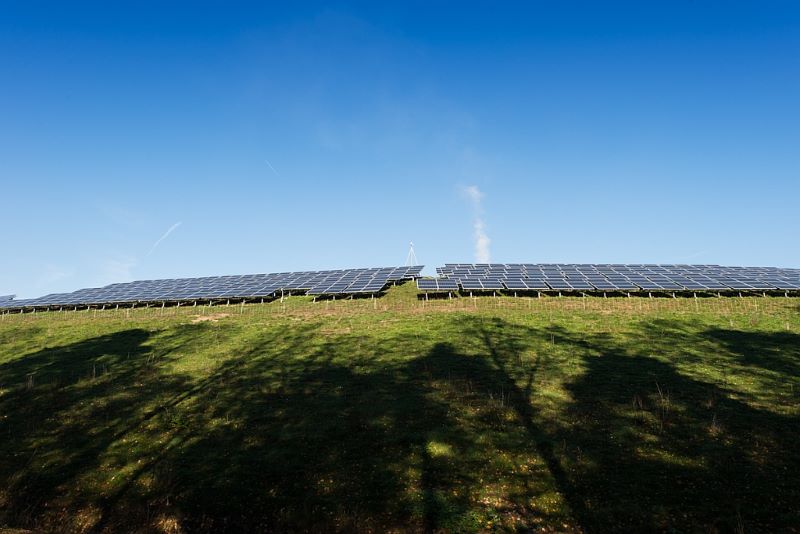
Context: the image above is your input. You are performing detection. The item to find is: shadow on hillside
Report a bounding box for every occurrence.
[132,338,504,532]
[528,321,800,532]
[0,325,236,530]
[1,317,798,532]
[704,328,800,376]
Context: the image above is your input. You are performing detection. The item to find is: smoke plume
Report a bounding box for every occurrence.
[463,186,491,263]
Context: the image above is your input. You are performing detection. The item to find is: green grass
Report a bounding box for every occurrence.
[1,286,799,532]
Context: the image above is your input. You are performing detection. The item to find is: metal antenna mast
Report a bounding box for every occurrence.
[405,241,418,266]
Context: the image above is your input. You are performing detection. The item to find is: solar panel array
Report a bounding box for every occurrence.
[418,264,800,293]
[416,278,459,291]
[5,262,800,311]
[1,266,423,310]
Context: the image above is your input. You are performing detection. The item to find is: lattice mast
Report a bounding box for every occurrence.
[405,242,418,266]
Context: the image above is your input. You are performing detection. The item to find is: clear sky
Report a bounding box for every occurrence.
[2,1,799,298]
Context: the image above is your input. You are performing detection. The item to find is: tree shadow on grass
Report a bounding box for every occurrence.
[506,319,800,532]
[144,337,480,531]
[79,324,580,531]
[703,328,800,377]
[0,327,205,530]
[1,316,798,532]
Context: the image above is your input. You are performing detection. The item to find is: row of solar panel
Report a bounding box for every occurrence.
[430,264,800,292]
[438,264,800,287]
[1,266,424,309]
[420,276,800,292]
[442,271,799,280]
[438,264,800,277]
[441,263,800,270]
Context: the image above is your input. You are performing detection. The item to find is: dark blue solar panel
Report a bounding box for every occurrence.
[401,264,800,296]
[524,279,550,290]
[417,279,438,290]
[460,278,484,290]
[0,266,421,309]
[546,279,573,290]
[480,279,504,290]
[503,279,528,290]
[568,279,594,290]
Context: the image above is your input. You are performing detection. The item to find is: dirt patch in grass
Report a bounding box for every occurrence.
[190,313,231,323]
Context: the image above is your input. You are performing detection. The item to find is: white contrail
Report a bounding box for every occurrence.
[463,185,491,263]
[682,249,710,260]
[265,158,280,177]
[147,222,182,257]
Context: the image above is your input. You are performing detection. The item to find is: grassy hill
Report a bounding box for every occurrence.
[1,284,798,532]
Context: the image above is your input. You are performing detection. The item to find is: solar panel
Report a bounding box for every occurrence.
[524,279,550,290]
[437,279,459,290]
[5,263,800,311]
[546,279,573,290]
[306,286,331,295]
[480,279,504,290]
[417,279,439,290]
[503,278,528,290]
[590,280,623,290]
[460,278,485,290]
[403,264,800,297]
[0,266,422,309]
[568,280,594,290]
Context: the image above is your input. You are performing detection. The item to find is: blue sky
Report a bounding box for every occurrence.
[2,1,799,298]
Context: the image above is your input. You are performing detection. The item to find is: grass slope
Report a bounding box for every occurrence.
[1,284,799,532]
